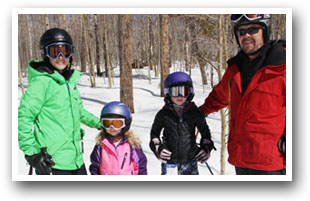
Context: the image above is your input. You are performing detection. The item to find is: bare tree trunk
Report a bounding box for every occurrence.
[44,14,50,30]
[159,14,170,97]
[222,16,229,70]
[80,16,87,72]
[184,24,191,72]
[119,14,134,113]
[189,20,207,86]
[61,14,67,30]
[94,14,102,77]
[155,14,161,78]
[88,31,96,88]
[148,16,154,71]
[83,14,96,87]
[18,60,25,95]
[218,15,227,175]
[143,15,152,84]
[103,14,112,88]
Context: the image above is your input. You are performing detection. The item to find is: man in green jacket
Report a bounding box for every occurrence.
[18,28,101,175]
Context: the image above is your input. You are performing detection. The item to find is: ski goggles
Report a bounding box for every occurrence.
[237,26,262,36]
[44,42,73,59]
[166,86,192,98]
[101,118,126,130]
[231,14,266,23]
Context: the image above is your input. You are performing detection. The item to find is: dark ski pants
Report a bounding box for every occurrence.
[235,166,286,175]
[51,164,87,175]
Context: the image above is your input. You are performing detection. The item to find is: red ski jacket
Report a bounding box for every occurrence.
[201,41,286,171]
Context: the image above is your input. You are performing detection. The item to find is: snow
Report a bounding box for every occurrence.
[16,65,235,178]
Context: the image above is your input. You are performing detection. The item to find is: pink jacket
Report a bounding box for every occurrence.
[90,136,147,175]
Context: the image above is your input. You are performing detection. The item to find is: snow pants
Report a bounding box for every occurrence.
[161,161,199,175]
[235,166,286,175]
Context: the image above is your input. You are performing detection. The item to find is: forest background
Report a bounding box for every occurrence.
[18,13,286,112]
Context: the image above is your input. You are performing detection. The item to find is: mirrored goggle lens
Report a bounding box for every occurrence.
[168,86,190,97]
[46,43,73,59]
[101,118,125,129]
[231,14,262,23]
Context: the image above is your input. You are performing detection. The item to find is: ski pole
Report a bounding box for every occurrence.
[28,166,33,175]
[205,162,214,175]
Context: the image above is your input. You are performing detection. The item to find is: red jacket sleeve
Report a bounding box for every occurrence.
[200,66,236,115]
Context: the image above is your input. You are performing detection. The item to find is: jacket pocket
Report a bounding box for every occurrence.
[241,132,275,165]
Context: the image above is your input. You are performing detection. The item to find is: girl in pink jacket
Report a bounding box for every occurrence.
[89,101,147,175]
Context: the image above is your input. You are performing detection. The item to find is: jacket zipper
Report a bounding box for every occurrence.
[66,81,79,168]
[121,152,128,169]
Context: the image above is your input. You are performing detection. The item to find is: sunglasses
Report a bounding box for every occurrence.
[45,42,73,59]
[167,86,191,98]
[237,27,262,37]
[101,118,126,130]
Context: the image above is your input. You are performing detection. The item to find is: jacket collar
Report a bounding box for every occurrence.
[28,60,81,85]
[228,40,286,68]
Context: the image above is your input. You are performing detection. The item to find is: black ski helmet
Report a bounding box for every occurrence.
[40,28,74,61]
[231,14,271,46]
[164,71,194,106]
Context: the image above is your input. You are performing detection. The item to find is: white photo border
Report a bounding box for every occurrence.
[12,7,292,181]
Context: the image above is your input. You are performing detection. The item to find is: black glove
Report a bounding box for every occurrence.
[25,148,55,175]
[195,138,216,163]
[195,149,210,163]
[278,134,286,159]
[200,138,216,152]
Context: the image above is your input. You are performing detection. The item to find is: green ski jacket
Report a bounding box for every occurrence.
[18,60,101,170]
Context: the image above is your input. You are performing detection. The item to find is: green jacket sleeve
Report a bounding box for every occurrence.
[18,76,50,156]
[80,107,101,129]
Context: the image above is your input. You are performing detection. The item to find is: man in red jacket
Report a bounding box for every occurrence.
[200,14,286,175]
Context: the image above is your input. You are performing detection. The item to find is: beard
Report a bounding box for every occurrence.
[241,38,257,54]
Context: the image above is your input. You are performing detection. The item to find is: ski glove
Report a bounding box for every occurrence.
[195,149,210,164]
[152,138,172,164]
[196,138,216,163]
[25,148,55,175]
[278,134,286,159]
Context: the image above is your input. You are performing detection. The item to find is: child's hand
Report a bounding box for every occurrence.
[152,138,172,163]
[195,149,210,164]
[157,148,172,163]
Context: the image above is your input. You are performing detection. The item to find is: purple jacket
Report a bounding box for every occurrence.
[89,136,147,175]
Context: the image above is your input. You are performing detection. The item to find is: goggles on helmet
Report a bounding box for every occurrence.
[101,118,126,130]
[45,42,73,59]
[231,14,266,23]
[167,85,191,98]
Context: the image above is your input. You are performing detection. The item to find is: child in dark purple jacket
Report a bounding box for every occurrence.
[89,101,147,175]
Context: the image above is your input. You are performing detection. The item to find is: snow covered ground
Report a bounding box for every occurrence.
[16,65,235,178]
